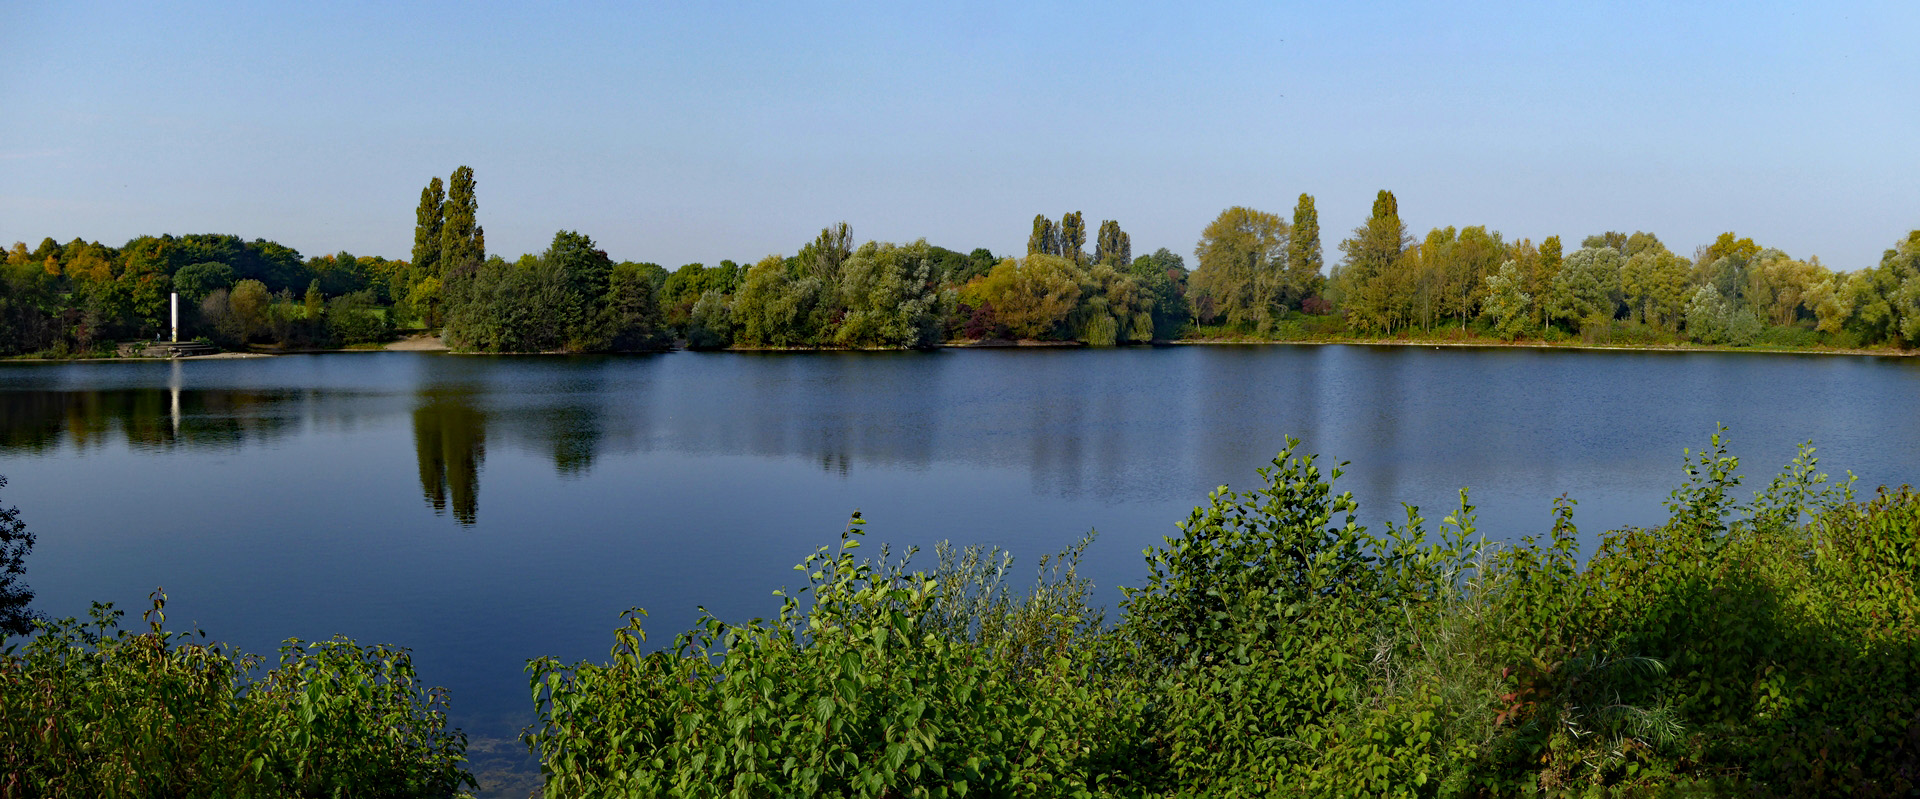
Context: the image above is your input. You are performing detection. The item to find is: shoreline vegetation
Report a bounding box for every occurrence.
[9,167,1920,362]
[7,332,1914,363]
[5,432,1919,795]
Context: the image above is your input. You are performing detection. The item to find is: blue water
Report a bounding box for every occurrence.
[2,345,1914,791]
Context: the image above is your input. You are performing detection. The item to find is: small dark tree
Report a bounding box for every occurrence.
[964,301,1005,340]
[0,476,39,636]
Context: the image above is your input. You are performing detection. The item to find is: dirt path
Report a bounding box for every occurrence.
[385,333,449,351]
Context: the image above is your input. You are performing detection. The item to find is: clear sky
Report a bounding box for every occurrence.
[4,1,1916,271]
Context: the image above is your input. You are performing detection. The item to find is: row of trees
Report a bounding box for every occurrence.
[10,167,1920,355]
[0,233,400,355]
[1307,189,1920,347]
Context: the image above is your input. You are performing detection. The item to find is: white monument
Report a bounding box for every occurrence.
[170,292,179,343]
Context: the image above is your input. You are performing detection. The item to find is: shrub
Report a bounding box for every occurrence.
[0,591,474,797]
[526,432,1920,796]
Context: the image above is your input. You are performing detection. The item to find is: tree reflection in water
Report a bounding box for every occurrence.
[411,390,486,527]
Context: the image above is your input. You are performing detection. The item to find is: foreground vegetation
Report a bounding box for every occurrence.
[528,433,1919,796]
[0,592,473,797]
[2,434,1916,796]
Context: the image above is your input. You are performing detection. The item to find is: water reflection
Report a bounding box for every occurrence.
[6,349,1919,535]
[412,391,486,526]
[0,385,298,452]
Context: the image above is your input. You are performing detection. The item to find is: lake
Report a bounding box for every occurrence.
[3,345,1916,791]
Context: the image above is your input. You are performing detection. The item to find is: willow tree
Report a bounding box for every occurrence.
[965,255,1082,339]
[1191,206,1289,330]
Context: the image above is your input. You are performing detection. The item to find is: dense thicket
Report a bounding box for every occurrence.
[526,434,1920,796]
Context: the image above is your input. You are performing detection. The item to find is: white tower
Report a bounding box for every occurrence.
[171,292,179,343]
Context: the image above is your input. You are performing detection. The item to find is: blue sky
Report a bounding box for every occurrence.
[3,1,1916,270]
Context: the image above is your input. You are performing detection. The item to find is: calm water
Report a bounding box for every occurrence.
[2,346,1916,787]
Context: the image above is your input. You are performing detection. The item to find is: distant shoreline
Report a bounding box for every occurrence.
[6,332,1912,362]
[1166,335,1916,358]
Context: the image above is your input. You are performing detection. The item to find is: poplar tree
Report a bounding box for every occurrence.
[1537,235,1563,330]
[1286,193,1323,304]
[1059,212,1087,263]
[1335,190,1410,332]
[441,166,482,275]
[411,177,444,277]
[809,222,853,283]
[1027,215,1060,257]
[1094,220,1131,266]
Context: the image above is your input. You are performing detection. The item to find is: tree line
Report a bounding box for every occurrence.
[8,167,1920,355]
[0,232,399,354]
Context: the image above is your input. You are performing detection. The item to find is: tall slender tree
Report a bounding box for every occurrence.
[1027,215,1060,257]
[411,177,445,277]
[1286,193,1323,304]
[808,222,853,283]
[440,166,482,275]
[1536,235,1563,330]
[1335,190,1410,332]
[1094,220,1131,266]
[1059,212,1088,264]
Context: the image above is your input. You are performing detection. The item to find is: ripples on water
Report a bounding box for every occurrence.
[3,346,1915,792]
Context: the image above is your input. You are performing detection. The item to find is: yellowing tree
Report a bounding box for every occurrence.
[964,255,1082,339]
[1191,206,1289,331]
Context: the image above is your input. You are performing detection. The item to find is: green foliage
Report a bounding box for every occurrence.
[526,520,1149,797]
[962,255,1082,340]
[1060,212,1088,264]
[1128,249,1191,340]
[1094,220,1131,267]
[442,232,666,353]
[834,240,948,349]
[172,261,236,303]
[1027,215,1061,258]
[412,177,446,279]
[1190,206,1292,332]
[1335,190,1412,334]
[440,167,482,275]
[1685,285,1763,346]
[0,591,473,797]
[1481,259,1534,340]
[0,476,36,637]
[686,289,734,349]
[326,290,397,345]
[1287,193,1324,303]
[524,431,1920,797]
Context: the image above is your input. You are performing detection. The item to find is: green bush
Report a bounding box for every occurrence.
[525,521,1152,797]
[0,591,474,797]
[527,432,1920,797]
[1755,324,1820,348]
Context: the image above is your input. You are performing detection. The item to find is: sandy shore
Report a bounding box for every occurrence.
[384,333,449,351]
